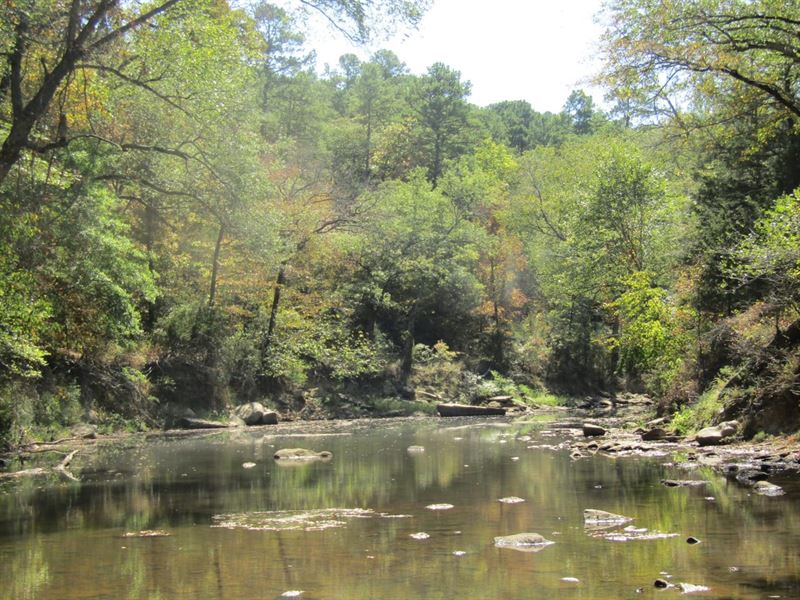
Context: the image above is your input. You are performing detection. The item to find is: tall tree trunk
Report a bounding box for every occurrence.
[264,262,287,351]
[142,201,157,331]
[364,101,373,178]
[400,304,419,380]
[208,223,224,307]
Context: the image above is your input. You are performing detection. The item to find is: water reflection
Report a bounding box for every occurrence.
[0,417,799,599]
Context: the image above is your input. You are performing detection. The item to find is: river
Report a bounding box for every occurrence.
[1,416,799,599]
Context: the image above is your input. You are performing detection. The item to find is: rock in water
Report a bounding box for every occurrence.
[493,533,554,552]
[753,481,785,496]
[583,509,633,525]
[582,423,606,437]
[273,448,332,462]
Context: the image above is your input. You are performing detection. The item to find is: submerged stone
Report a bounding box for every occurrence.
[122,530,171,538]
[498,496,526,504]
[273,448,332,462]
[662,479,707,488]
[583,509,633,525]
[211,508,407,532]
[493,533,554,552]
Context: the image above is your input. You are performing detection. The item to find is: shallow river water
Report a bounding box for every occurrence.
[1,416,799,599]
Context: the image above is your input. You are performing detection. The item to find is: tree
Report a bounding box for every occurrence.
[729,189,800,326]
[441,140,526,369]
[562,90,599,135]
[345,171,482,376]
[600,0,800,124]
[410,63,472,186]
[0,0,184,185]
[487,100,535,153]
[512,135,689,389]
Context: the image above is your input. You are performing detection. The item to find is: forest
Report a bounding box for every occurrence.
[1,0,799,447]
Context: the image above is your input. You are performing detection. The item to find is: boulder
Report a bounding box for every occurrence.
[696,421,738,446]
[582,423,606,437]
[235,402,277,426]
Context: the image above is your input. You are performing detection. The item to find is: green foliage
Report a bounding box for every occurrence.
[263,307,388,385]
[729,189,800,314]
[670,368,734,435]
[608,271,688,393]
[0,249,51,378]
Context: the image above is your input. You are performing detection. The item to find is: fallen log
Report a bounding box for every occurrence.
[436,403,506,417]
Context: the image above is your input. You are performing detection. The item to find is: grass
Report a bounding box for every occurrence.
[670,372,732,436]
[524,390,569,407]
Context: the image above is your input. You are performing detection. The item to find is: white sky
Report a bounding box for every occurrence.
[308,0,607,113]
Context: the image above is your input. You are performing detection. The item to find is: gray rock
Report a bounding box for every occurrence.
[696,422,737,446]
[235,402,268,426]
[753,481,785,496]
[582,423,606,437]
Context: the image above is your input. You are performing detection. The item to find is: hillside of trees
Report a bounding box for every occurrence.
[1,0,799,447]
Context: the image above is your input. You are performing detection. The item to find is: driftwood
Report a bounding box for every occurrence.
[436,403,507,417]
[0,450,79,481]
[417,390,443,400]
